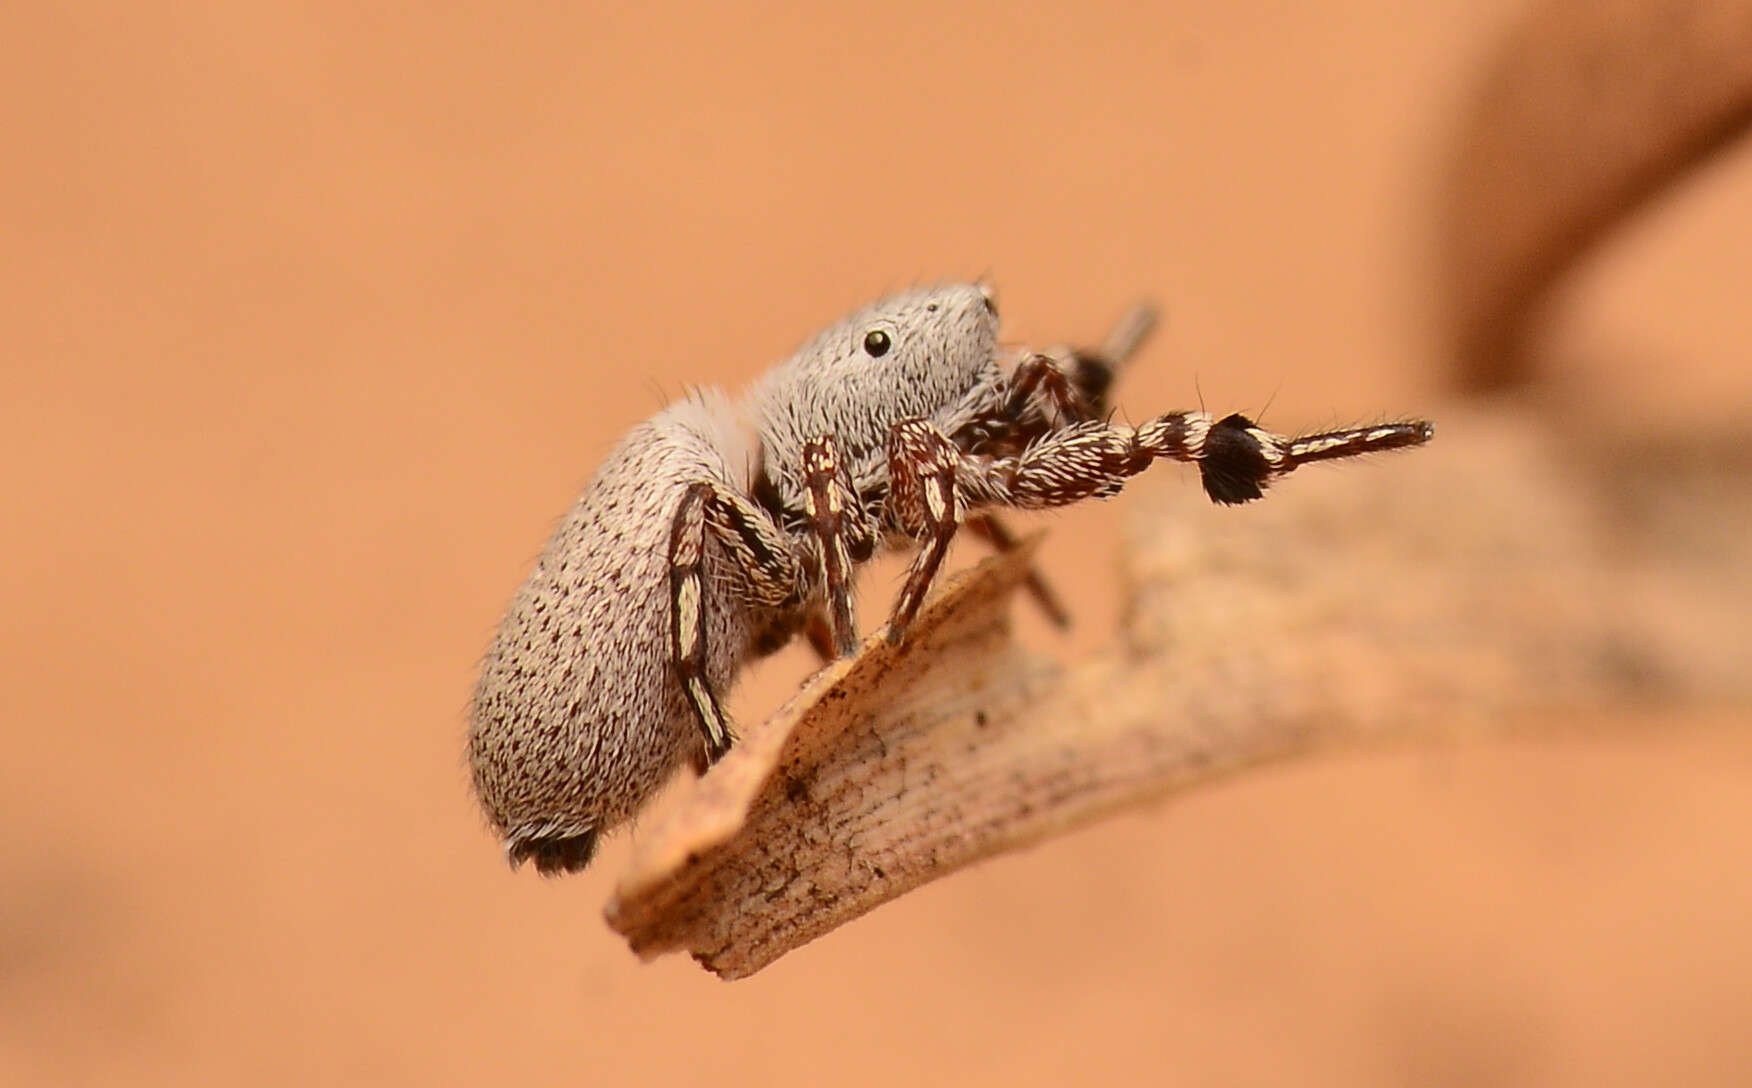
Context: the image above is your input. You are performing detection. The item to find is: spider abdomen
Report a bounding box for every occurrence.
[468,393,755,874]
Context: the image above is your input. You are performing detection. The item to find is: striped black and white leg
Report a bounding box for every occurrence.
[884,419,964,647]
[802,435,873,658]
[701,482,804,609]
[1144,413,1436,504]
[667,483,734,768]
[1003,352,1092,425]
[957,412,1434,512]
[667,479,804,769]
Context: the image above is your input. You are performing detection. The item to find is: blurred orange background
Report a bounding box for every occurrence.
[4,3,1749,1085]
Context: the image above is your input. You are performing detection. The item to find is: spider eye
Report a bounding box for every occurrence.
[863,329,891,357]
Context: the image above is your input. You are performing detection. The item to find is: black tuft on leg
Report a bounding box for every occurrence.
[1199,414,1273,505]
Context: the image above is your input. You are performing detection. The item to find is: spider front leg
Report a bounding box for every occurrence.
[884,419,965,646]
[1004,353,1093,425]
[959,412,1434,512]
[949,306,1163,631]
[958,352,1107,627]
[1056,300,1160,417]
[802,435,876,658]
[974,302,1161,445]
[1168,413,1435,504]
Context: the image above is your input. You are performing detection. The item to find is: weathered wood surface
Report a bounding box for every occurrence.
[606,413,1752,978]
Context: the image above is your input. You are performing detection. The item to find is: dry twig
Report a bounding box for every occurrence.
[606,412,1752,978]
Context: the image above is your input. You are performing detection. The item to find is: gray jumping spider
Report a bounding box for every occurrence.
[469,283,1433,874]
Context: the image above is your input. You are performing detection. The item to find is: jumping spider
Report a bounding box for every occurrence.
[469,283,1433,874]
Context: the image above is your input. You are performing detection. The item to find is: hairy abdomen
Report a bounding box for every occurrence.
[468,394,753,874]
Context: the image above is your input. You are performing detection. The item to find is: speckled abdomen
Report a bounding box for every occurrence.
[468,392,755,873]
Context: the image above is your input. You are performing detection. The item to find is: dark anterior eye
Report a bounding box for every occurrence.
[863,329,891,357]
